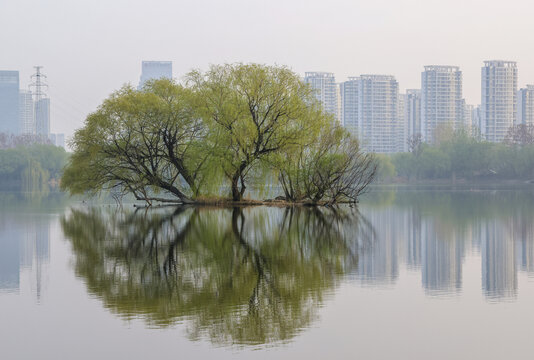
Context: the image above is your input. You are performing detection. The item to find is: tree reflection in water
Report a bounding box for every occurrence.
[61,206,374,346]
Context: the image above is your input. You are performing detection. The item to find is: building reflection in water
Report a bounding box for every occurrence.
[356,208,399,286]
[358,190,534,301]
[421,221,464,296]
[481,221,517,300]
[515,214,534,275]
[405,209,422,269]
[0,214,50,299]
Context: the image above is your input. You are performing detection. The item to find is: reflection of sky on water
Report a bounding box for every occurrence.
[1,191,533,305]
[0,214,49,299]
[1,190,534,357]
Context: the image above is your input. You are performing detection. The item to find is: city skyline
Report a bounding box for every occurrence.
[0,67,64,147]
[4,59,532,151]
[2,0,534,141]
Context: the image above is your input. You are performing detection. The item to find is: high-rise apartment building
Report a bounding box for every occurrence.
[340,77,359,136]
[481,60,518,142]
[35,98,50,136]
[463,103,474,135]
[471,105,483,137]
[336,84,343,125]
[19,90,35,135]
[0,71,20,135]
[49,133,65,148]
[517,85,534,126]
[397,93,406,152]
[358,75,399,153]
[304,72,339,122]
[138,61,173,90]
[421,66,463,143]
[405,89,422,141]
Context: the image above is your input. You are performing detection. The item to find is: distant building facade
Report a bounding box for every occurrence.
[397,93,406,152]
[404,89,422,141]
[358,75,399,153]
[340,77,359,136]
[340,75,403,152]
[0,71,20,135]
[304,72,339,122]
[471,105,483,137]
[463,103,474,135]
[481,60,518,142]
[35,98,50,136]
[138,61,173,90]
[517,85,534,126]
[421,65,464,143]
[48,133,65,148]
[19,90,35,135]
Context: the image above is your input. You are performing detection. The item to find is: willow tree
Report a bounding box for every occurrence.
[188,64,326,201]
[274,124,377,204]
[61,79,217,204]
[62,64,376,205]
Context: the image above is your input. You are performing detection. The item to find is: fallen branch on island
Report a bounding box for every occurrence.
[131,197,363,209]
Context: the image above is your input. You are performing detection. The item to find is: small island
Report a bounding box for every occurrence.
[61,63,376,206]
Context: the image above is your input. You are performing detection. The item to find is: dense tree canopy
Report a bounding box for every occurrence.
[375,129,534,182]
[61,81,215,203]
[274,125,376,203]
[62,63,376,204]
[0,143,68,191]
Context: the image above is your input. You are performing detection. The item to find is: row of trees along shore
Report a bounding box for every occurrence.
[376,124,534,183]
[61,64,377,205]
[0,135,68,192]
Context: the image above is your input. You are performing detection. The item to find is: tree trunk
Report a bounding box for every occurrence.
[231,172,242,201]
[231,163,248,201]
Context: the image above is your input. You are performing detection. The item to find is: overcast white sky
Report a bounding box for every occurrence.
[1,0,533,140]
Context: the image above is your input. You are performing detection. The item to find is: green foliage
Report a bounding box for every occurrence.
[0,144,68,191]
[61,80,218,203]
[374,154,395,182]
[274,124,377,203]
[63,64,376,204]
[389,130,534,182]
[188,63,327,201]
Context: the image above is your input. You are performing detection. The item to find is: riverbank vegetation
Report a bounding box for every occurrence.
[61,64,377,205]
[0,141,68,192]
[376,128,534,183]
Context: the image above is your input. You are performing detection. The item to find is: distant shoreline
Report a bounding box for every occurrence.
[373,179,534,187]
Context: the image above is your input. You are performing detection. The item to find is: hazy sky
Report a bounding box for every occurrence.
[1,0,533,140]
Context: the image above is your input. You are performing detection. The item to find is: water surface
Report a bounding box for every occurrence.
[1,189,534,359]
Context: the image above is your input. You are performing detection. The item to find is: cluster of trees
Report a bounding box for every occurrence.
[376,127,534,182]
[0,144,69,191]
[62,64,376,204]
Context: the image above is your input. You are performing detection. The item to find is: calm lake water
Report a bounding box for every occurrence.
[1,188,534,359]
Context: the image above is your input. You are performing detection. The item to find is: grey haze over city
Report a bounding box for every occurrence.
[2,0,534,141]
